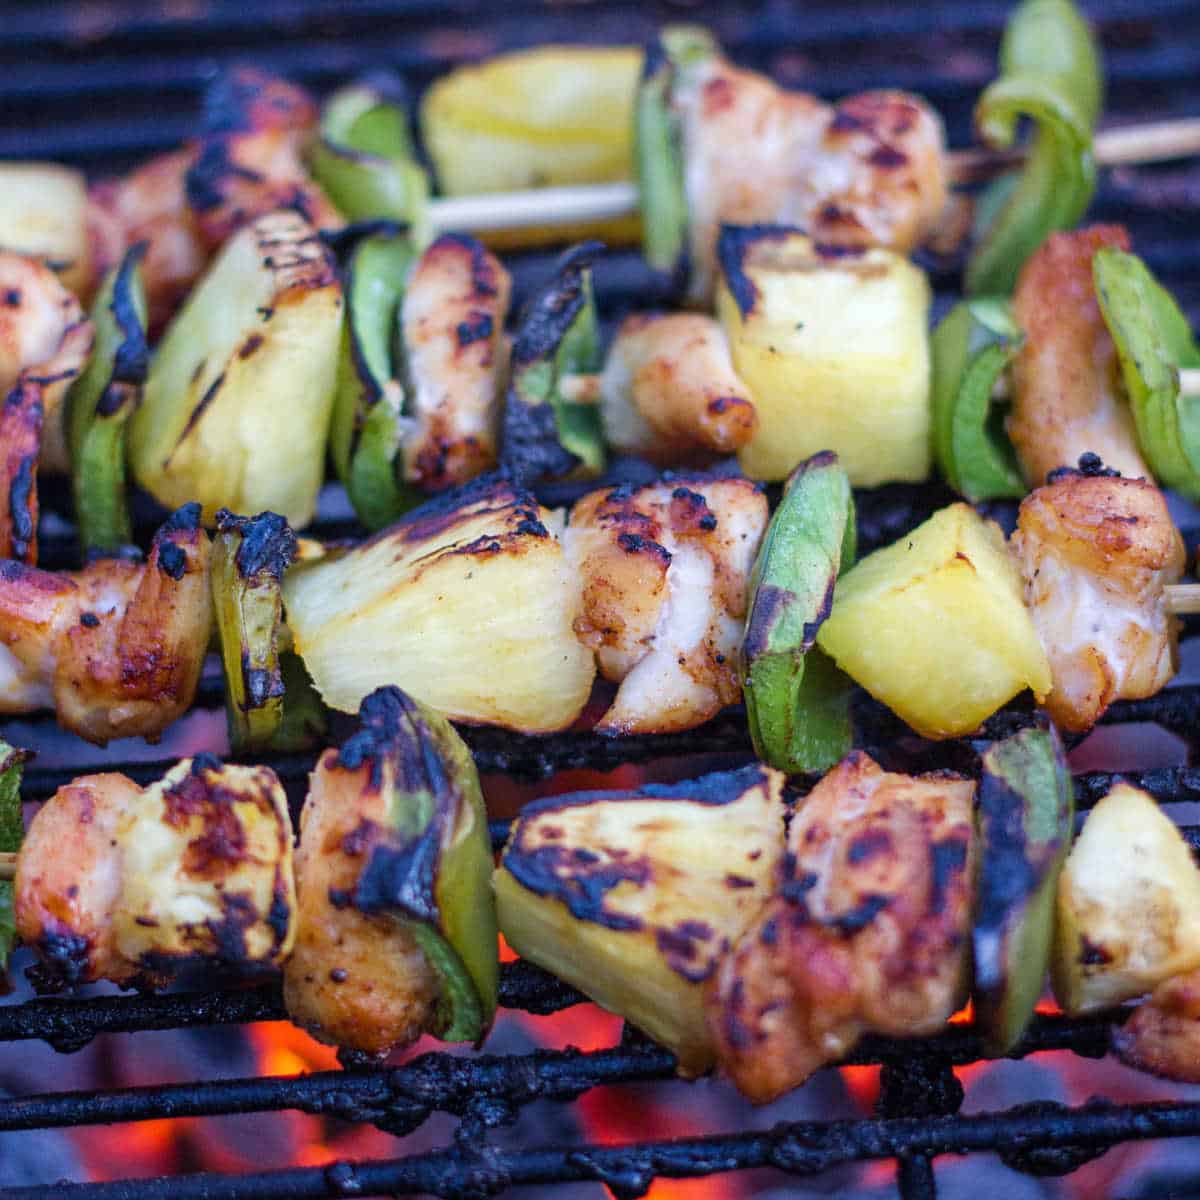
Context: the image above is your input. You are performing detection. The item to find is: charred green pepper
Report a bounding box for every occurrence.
[974,725,1074,1054]
[0,741,28,978]
[966,0,1103,295]
[329,230,422,531]
[308,75,431,247]
[1094,246,1200,500]
[211,509,298,752]
[741,451,857,775]
[931,297,1025,501]
[65,243,149,556]
[635,26,716,289]
[500,241,605,484]
[349,686,498,1043]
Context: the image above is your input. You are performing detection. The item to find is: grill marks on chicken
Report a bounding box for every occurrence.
[0,506,212,744]
[600,313,757,465]
[15,758,296,991]
[677,50,947,301]
[401,234,512,491]
[565,476,768,734]
[1011,467,1185,733]
[708,752,975,1103]
[1009,226,1150,487]
[283,746,440,1056]
[0,253,93,558]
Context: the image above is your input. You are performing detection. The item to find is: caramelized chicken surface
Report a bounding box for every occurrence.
[600,313,757,465]
[564,476,768,734]
[677,50,946,301]
[283,746,440,1056]
[0,505,212,743]
[401,234,513,491]
[707,751,976,1103]
[1009,226,1149,486]
[0,253,93,541]
[88,69,337,332]
[15,772,142,989]
[1115,970,1200,1083]
[1011,462,1184,733]
[15,757,295,991]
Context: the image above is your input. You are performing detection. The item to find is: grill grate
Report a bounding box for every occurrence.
[5,1,1200,1197]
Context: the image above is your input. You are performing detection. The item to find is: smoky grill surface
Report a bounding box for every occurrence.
[4,1,1200,1197]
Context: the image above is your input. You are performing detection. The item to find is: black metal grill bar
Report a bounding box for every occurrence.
[0,1010,1122,1135]
[5,1098,1200,1200]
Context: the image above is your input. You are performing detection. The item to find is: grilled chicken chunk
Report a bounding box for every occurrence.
[707,752,975,1103]
[283,744,440,1056]
[0,505,212,744]
[1115,970,1200,1082]
[564,476,768,733]
[1010,463,1185,733]
[1009,226,1149,486]
[16,757,296,991]
[677,49,946,301]
[0,253,93,533]
[600,313,757,465]
[401,234,512,491]
[15,772,142,989]
[88,70,337,332]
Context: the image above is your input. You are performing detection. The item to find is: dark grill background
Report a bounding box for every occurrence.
[3,2,1200,1197]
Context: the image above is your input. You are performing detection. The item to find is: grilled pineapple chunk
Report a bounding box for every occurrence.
[129,210,342,527]
[282,475,595,732]
[421,46,642,248]
[716,226,932,486]
[1053,783,1200,1015]
[494,764,787,1075]
[817,504,1050,738]
[0,163,90,295]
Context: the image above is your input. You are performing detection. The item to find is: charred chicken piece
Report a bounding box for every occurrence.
[600,313,757,465]
[16,757,296,991]
[707,751,975,1103]
[0,505,212,744]
[401,234,512,491]
[1011,461,1185,733]
[1115,970,1200,1083]
[676,46,946,301]
[1009,226,1150,486]
[0,253,93,557]
[564,476,767,734]
[284,687,497,1056]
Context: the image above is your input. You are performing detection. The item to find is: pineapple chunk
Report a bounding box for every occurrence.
[129,210,342,527]
[421,46,642,249]
[716,226,932,486]
[494,764,786,1074]
[0,163,90,295]
[816,504,1050,738]
[282,475,595,733]
[1053,783,1200,1015]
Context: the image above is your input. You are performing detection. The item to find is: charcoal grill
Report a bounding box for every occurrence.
[5,1,1200,1196]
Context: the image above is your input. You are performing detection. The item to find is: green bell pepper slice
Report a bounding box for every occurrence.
[931,296,1025,501]
[742,451,857,775]
[66,243,149,556]
[211,509,298,753]
[974,725,1074,1054]
[635,25,718,288]
[348,686,499,1044]
[330,231,423,531]
[1094,246,1200,500]
[0,741,28,979]
[501,241,605,484]
[966,0,1103,296]
[308,76,431,248]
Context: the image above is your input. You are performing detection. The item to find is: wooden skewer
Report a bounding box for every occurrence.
[424,116,1200,235]
[0,852,14,880]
